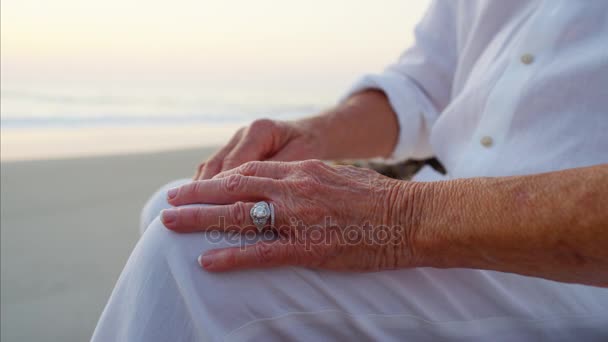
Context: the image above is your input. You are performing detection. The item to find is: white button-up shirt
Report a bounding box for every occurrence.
[347,0,608,179]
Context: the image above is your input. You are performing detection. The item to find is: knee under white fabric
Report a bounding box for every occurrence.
[139,178,191,235]
[93,177,608,341]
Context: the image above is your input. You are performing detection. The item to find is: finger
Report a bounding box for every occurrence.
[202,150,235,180]
[220,137,268,172]
[167,175,280,206]
[161,202,260,233]
[220,119,286,172]
[192,162,205,180]
[213,161,293,180]
[199,128,244,180]
[197,240,307,271]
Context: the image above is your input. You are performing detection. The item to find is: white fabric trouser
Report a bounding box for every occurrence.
[91,167,608,341]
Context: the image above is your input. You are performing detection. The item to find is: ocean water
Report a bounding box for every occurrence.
[0,82,335,128]
[0,81,341,160]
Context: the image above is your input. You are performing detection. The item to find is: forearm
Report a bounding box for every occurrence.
[412,164,608,286]
[296,90,399,160]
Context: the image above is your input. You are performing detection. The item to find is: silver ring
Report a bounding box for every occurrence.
[250,201,271,232]
[269,203,275,229]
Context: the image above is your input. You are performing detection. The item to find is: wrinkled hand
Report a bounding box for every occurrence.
[194,119,322,180]
[162,160,423,272]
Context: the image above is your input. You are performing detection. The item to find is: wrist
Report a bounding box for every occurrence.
[409,178,493,270]
[295,90,399,161]
[384,179,435,267]
[393,178,478,269]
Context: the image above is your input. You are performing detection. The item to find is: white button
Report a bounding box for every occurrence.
[521,53,535,65]
[480,136,493,147]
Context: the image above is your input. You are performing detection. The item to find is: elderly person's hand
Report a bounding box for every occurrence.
[193,119,323,180]
[192,90,400,180]
[162,160,422,272]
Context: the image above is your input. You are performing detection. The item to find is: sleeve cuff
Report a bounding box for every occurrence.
[341,72,437,164]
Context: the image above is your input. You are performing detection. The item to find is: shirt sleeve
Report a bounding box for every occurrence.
[343,0,460,163]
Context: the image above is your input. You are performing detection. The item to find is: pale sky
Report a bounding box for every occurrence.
[1,0,431,160]
[1,0,430,87]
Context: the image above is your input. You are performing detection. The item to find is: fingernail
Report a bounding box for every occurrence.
[161,209,177,226]
[198,254,214,268]
[167,187,178,200]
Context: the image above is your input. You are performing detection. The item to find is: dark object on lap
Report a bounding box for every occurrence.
[336,158,446,180]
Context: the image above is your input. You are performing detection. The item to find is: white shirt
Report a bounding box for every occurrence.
[348,0,608,179]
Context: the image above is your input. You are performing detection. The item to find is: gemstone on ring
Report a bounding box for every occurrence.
[250,201,271,232]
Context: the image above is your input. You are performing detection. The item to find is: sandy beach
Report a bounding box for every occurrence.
[1,147,214,342]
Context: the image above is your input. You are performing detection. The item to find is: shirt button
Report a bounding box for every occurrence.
[480,136,493,148]
[521,53,535,65]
